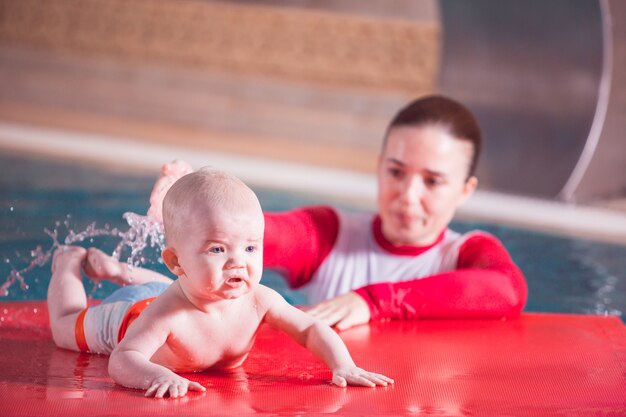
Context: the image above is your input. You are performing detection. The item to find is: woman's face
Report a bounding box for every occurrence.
[377,124,477,246]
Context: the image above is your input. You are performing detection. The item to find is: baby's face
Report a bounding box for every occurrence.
[174,201,264,301]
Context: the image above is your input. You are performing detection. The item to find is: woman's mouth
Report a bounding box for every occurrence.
[397,212,424,226]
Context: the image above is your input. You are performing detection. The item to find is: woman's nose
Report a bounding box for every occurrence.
[399,176,423,204]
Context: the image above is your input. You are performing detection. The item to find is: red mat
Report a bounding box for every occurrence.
[0,301,625,417]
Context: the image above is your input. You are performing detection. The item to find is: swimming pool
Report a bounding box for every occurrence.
[1,151,625,319]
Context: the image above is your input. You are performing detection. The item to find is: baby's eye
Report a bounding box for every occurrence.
[209,246,225,254]
[245,245,256,253]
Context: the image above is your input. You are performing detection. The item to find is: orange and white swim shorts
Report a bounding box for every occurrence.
[74,282,169,354]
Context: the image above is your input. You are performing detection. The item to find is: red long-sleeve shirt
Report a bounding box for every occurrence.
[264,206,527,321]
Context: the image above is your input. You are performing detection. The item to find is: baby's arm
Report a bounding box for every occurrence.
[108,305,205,398]
[259,287,393,387]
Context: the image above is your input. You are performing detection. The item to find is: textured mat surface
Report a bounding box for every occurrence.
[0,301,625,417]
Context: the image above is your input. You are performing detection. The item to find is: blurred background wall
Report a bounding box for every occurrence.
[0,0,624,203]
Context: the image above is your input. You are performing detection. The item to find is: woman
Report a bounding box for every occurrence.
[262,95,527,329]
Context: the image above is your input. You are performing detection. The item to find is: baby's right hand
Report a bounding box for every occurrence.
[144,375,206,398]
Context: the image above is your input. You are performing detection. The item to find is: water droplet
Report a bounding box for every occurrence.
[9,207,14,212]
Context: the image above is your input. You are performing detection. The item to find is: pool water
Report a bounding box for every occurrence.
[1,152,625,319]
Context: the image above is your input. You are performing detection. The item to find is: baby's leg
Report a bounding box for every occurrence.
[48,246,89,351]
[84,248,173,286]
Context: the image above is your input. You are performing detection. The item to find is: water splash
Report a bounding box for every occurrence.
[112,213,165,266]
[0,212,164,297]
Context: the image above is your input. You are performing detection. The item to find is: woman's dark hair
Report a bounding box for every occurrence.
[384,95,482,179]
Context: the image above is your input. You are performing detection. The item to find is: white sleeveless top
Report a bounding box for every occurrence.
[302,210,481,304]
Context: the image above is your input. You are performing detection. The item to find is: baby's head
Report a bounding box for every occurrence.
[162,167,263,247]
[161,168,264,300]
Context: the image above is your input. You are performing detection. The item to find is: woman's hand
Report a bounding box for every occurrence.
[146,160,193,223]
[306,292,371,330]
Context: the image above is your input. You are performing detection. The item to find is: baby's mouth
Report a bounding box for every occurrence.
[226,277,245,286]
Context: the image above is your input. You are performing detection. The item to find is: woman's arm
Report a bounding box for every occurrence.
[354,233,528,320]
[263,206,339,288]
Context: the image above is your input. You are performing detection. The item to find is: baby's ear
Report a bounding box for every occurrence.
[162,247,184,276]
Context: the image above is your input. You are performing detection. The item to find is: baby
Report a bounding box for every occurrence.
[47,168,393,398]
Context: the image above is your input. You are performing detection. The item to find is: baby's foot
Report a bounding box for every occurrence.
[83,248,132,286]
[146,160,194,223]
[51,246,87,275]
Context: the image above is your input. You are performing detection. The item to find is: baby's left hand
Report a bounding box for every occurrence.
[332,366,394,387]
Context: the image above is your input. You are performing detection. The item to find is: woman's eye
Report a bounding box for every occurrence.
[426,177,443,187]
[209,246,225,254]
[245,245,256,253]
[388,168,403,178]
